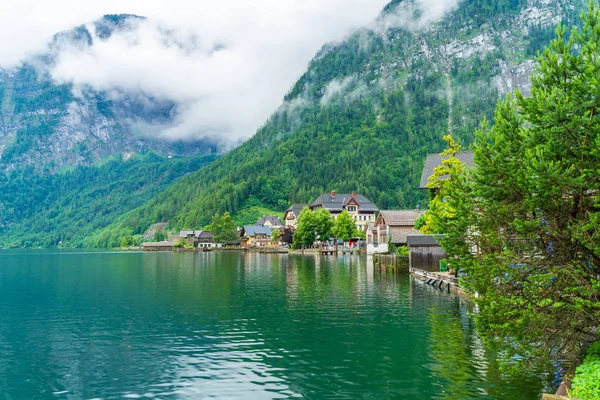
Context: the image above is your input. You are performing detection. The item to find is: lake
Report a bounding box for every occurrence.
[0,250,551,399]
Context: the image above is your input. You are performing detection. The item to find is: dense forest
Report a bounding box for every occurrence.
[85,0,584,248]
[0,153,217,248]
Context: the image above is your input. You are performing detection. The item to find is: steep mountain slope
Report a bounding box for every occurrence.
[0,153,217,248]
[87,0,585,247]
[0,14,216,174]
[0,15,225,248]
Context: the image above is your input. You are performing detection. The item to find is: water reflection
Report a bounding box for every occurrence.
[0,251,550,399]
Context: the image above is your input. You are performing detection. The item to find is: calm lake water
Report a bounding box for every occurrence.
[0,250,551,399]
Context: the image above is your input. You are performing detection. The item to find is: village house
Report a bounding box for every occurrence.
[179,230,214,248]
[309,191,379,228]
[365,222,378,247]
[283,204,308,229]
[375,210,426,247]
[241,226,272,248]
[256,216,284,229]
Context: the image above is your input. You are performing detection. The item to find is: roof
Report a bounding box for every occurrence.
[285,204,309,218]
[243,225,272,237]
[257,216,284,226]
[379,210,425,226]
[180,230,212,238]
[407,234,444,247]
[310,193,379,212]
[419,151,475,189]
[142,242,175,247]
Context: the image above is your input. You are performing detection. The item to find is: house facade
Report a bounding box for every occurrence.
[375,210,426,246]
[256,216,284,229]
[283,204,308,229]
[179,230,214,247]
[309,191,379,229]
[242,226,272,248]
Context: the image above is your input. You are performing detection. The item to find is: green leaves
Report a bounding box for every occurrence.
[428,0,600,370]
[207,212,238,244]
[332,210,358,242]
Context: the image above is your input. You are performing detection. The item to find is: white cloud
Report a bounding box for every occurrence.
[0,0,460,144]
[375,0,460,32]
[0,0,390,143]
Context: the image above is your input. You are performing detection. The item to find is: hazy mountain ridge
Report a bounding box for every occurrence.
[0,14,216,174]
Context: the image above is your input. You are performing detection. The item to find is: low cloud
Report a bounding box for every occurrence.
[375,0,460,32]
[0,0,461,145]
[0,0,390,144]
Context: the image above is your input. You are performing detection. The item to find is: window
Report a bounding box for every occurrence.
[347,206,357,212]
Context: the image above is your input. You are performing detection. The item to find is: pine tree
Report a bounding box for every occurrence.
[431,2,600,368]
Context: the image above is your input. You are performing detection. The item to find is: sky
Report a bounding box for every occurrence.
[0,0,457,143]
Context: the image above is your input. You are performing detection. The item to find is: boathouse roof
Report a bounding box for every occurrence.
[378,210,425,226]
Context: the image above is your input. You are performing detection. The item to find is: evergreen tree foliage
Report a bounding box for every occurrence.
[427,2,600,368]
[0,153,216,248]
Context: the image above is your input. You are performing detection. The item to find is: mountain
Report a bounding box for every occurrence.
[0,14,217,174]
[0,153,218,248]
[87,0,584,247]
[0,15,224,248]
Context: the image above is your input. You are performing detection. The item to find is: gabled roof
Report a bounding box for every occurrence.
[180,230,212,238]
[243,225,272,237]
[257,216,284,226]
[419,151,475,189]
[285,204,309,218]
[379,210,425,226]
[310,193,379,212]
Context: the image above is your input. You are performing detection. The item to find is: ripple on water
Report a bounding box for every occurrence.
[0,251,552,399]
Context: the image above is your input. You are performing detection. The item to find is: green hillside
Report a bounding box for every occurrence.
[0,153,217,248]
[87,0,583,248]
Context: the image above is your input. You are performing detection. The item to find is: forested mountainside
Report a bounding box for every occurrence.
[0,14,216,174]
[0,153,217,248]
[0,15,221,248]
[87,0,584,248]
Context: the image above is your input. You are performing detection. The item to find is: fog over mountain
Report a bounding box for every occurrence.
[0,0,395,143]
[0,0,462,144]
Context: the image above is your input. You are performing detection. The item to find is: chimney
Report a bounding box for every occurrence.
[331,191,336,198]
[352,191,357,198]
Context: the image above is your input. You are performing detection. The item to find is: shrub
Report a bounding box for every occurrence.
[569,342,600,400]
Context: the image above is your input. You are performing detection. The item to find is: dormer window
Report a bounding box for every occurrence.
[347,206,357,212]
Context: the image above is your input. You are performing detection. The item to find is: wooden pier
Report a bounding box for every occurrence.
[319,246,359,255]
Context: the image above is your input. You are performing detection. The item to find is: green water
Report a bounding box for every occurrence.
[0,251,550,399]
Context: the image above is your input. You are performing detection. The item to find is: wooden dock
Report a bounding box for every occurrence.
[373,254,409,272]
[410,268,468,296]
[319,246,358,255]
